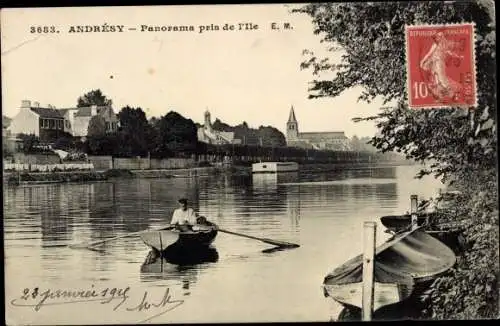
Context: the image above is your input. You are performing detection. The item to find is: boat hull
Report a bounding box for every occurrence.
[140,227,218,252]
[381,214,466,254]
[324,281,413,313]
[323,228,456,312]
[380,213,439,232]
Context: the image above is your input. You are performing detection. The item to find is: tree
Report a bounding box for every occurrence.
[77,89,112,107]
[294,1,497,319]
[87,115,107,137]
[153,111,198,156]
[294,2,496,179]
[53,136,74,151]
[257,126,287,147]
[116,106,156,156]
[212,118,233,132]
[18,133,40,153]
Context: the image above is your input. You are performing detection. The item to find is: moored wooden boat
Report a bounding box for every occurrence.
[140,225,218,252]
[380,213,466,254]
[380,212,439,232]
[323,227,456,314]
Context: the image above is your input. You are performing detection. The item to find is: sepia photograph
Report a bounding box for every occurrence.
[2,2,497,324]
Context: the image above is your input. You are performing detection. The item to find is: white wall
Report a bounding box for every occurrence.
[9,108,39,136]
[63,110,77,134]
[72,116,91,137]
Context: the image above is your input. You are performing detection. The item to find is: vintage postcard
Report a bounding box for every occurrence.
[2,2,497,324]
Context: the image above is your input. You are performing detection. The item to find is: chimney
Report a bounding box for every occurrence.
[21,100,31,108]
[91,105,97,116]
[33,101,40,108]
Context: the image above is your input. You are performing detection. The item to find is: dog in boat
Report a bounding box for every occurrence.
[174,215,215,232]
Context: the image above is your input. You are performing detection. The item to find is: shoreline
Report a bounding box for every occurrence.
[3,161,413,186]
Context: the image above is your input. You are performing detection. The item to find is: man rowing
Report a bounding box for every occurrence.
[170,198,215,231]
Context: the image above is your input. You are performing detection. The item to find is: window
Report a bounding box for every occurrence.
[65,120,70,129]
[105,122,110,131]
[49,119,55,129]
[40,119,49,129]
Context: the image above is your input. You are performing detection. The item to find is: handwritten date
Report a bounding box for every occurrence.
[11,285,184,323]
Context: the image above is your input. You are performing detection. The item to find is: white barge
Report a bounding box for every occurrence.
[251,162,299,173]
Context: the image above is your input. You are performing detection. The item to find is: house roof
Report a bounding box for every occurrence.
[30,107,64,119]
[57,108,74,116]
[300,132,348,139]
[74,106,111,117]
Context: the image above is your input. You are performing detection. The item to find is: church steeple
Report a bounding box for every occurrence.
[204,108,211,131]
[288,105,297,123]
[286,105,299,141]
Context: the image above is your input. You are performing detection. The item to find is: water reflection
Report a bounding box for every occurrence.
[251,172,299,191]
[140,246,219,295]
[3,165,444,323]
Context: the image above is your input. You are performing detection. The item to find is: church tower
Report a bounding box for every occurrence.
[204,109,212,131]
[286,105,299,141]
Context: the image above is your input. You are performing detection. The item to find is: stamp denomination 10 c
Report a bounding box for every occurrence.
[405,23,477,109]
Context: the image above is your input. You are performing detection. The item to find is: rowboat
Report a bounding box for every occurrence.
[380,213,466,254]
[140,225,218,253]
[323,227,456,315]
[380,212,439,232]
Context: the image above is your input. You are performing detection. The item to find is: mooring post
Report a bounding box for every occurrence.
[362,221,376,321]
[410,195,418,229]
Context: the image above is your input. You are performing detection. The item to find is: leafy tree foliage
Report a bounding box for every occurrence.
[257,126,287,147]
[77,89,113,107]
[117,106,156,156]
[52,136,74,151]
[212,119,287,146]
[87,115,107,137]
[212,118,233,132]
[294,1,497,319]
[153,111,198,156]
[18,133,40,153]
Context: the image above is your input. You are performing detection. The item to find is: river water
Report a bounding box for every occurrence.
[4,165,443,324]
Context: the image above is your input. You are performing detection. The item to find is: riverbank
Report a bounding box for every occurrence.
[2,167,223,185]
[3,161,410,185]
[3,170,110,185]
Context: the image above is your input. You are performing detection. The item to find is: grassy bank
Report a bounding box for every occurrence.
[3,169,139,185]
[418,172,498,319]
[5,170,109,185]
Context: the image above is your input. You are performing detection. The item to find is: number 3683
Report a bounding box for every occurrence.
[30,26,58,33]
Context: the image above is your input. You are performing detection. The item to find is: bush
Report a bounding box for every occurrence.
[196,161,212,167]
[104,169,135,178]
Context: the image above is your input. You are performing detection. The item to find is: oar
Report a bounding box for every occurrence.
[69,225,175,250]
[217,228,300,249]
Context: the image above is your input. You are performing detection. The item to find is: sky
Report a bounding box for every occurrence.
[1,4,382,137]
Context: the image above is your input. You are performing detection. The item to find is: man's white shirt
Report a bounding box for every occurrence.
[171,208,197,225]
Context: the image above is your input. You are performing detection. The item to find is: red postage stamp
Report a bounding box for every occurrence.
[405,23,477,109]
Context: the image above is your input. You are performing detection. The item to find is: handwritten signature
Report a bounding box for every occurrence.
[10,286,184,323]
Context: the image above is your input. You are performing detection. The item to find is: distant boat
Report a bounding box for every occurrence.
[323,227,456,313]
[140,225,218,253]
[252,162,299,173]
